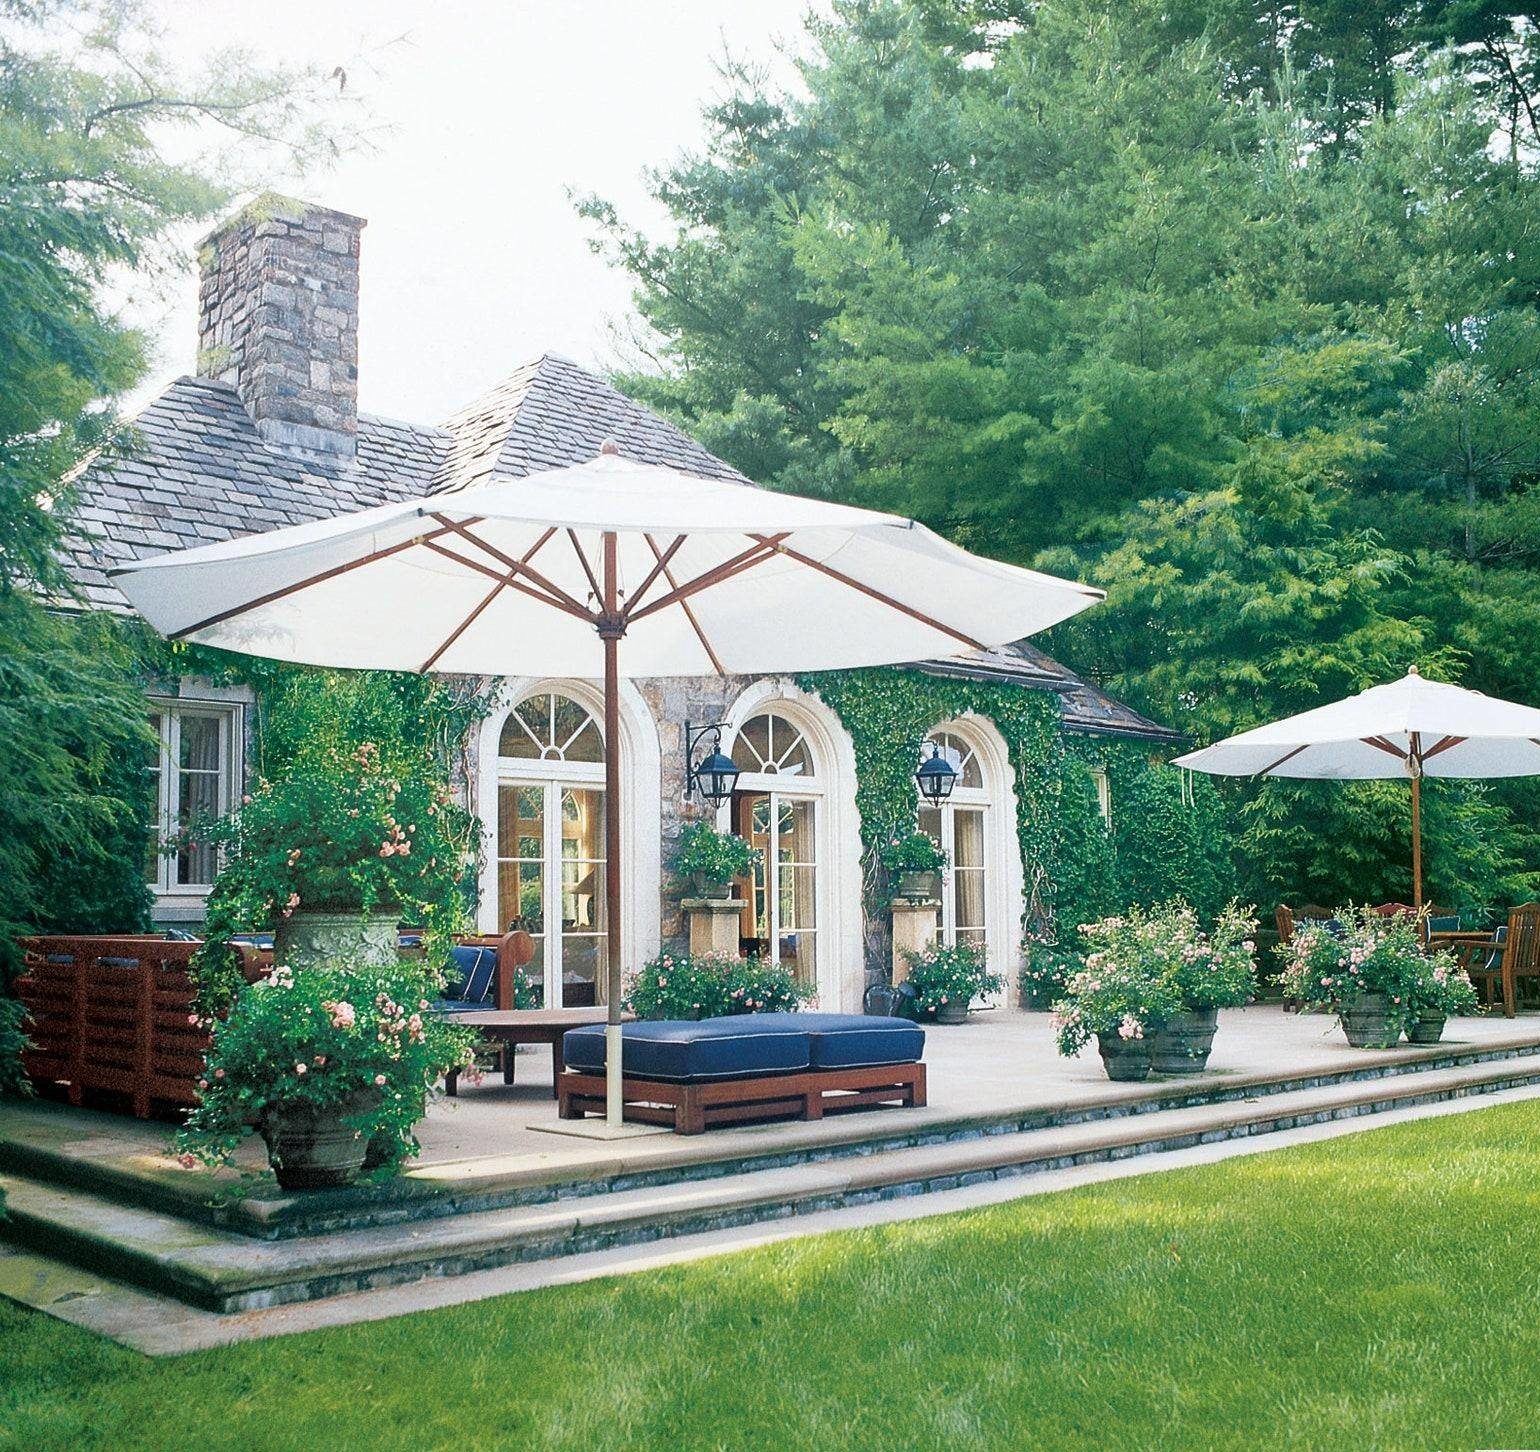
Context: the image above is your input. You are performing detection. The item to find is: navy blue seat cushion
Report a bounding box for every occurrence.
[439,944,497,1007]
[792,1013,926,1069]
[563,1016,812,1082]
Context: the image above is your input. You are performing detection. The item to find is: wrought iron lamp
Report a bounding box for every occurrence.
[914,740,959,805]
[685,721,741,806]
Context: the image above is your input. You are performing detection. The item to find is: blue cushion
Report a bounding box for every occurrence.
[1427,915,1461,935]
[792,1012,926,1069]
[562,1017,811,1082]
[441,945,496,1006]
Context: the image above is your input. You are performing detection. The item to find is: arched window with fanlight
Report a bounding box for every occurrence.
[918,726,991,957]
[729,710,820,987]
[495,691,607,1007]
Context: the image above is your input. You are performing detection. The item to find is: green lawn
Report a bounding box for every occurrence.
[4,1101,1540,1452]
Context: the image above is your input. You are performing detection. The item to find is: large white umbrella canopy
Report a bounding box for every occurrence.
[1173,667,1540,908]
[113,446,1103,1128]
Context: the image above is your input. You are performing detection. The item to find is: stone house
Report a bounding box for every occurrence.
[61,194,1174,1014]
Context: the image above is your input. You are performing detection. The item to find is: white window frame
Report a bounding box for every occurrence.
[920,730,992,956]
[1089,765,1113,824]
[146,698,243,899]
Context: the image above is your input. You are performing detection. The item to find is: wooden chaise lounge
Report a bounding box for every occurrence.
[557,1013,927,1135]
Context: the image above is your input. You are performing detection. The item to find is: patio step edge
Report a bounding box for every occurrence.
[4,1052,1539,1315]
[6,1030,1540,1242]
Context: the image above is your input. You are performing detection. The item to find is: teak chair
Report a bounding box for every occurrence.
[1453,903,1540,1019]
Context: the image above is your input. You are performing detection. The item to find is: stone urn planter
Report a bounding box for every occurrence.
[934,1000,969,1026]
[688,872,734,901]
[1407,1011,1447,1045]
[896,870,939,902]
[260,1093,379,1191]
[273,907,400,972]
[1150,1008,1219,1075]
[1097,1031,1153,1082]
[1339,992,1401,1048]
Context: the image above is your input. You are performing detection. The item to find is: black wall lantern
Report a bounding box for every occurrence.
[914,740,959,806]
[686,721,741,807]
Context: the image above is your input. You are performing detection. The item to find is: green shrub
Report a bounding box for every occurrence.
[672,823,760,887]
[878,830,948,874]
[624,951,814,1019]
[903,940,1002,1016]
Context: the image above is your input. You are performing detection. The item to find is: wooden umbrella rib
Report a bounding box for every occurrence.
[622,533,688,618]
[1255,743,1311,776]
[1420,734,1466,763]
[753,537,986,651]
[428,514,594,620]
[640,533,725,674]
[625,535,789,624]
[419,539,591,620]
[1363,735,1409,761]
[169,520,461,640]
[566,529,603,605]
[418,571,513,672]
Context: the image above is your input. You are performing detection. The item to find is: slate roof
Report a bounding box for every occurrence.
[60,353,1169,742]
[914,641,1178,743]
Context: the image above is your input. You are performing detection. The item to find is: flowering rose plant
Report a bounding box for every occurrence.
[623,951,815,1019]
[879,830,949,875]
[1130,900,1260,1012]
[1020,929,1080,1005]
[672,822,761,888]
[902,940,1002,1015]
[174,959,477,1174]
[1050,925,1183,1057]
[1411,951,1480,1018]
[186,739,474,1011]
[1278,906,1463,1034]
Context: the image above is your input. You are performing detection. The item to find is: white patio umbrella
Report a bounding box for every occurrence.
[1172,667,1540,910]
[112,445,1102,1126]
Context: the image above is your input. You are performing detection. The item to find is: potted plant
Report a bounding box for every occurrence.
[1406,950,1479,1043]
[902,941,1001,1024]
[881,830,949,902]
[187,739,473,1011]
[1279,905,1425,1048]
[673,822,760,900]
[1117,901,1258,1074]
[1020,929,1079,1011]
[176,959,476,1190]
[1051,935,1182,1081]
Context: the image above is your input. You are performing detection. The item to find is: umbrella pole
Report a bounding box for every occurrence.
[601,533,624,1128]
[1411,771,1423,914]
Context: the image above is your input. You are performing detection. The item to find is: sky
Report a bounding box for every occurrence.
[127,0,813,423]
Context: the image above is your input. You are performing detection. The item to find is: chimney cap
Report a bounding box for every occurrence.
[598,440,621,456]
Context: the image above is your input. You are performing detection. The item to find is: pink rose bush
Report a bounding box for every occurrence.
[175,960,477,1175]
[623,951,815,1020]
[1052,900,1257,1057]
[902,941,1002,1017]
[1280,905,1476,1036]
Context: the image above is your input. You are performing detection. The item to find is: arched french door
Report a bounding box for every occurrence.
[918,727,990,957]
[495,691,608,1007]
[730,711,820,988]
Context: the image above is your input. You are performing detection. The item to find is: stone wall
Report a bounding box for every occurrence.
[196,194,364,459]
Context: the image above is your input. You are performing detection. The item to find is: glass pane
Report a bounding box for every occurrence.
[772,724,811,776]
[561,788,604,863]
[783,797,816,865]
[955,868,986,933]
[498,860,544,933]
[740,715,771,772]
[781,929,815,986]
[498,784,544,858]
[781,864,817,933]
[551,696,602,760]
[561,935,603,1007]
[933,731,981,789]
[918,806,942,842]
[954,809,985,870]
[145,713,165,884]
[563,719,603,762]
[500,697,549,758]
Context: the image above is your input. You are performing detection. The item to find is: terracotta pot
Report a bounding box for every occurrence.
[934,1001,969,1025]
[1340,992,1400,1049]
[260,1093,378,1191]
[1407,1011,1446,1045]
[1150,1008,1219,1075]
[273,907,401,972]
[1097,1032,1154,1081]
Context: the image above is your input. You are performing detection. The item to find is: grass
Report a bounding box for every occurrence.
[4,1101,1540,1452]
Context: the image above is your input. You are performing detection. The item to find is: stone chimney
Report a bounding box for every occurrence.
[195,194,364,460]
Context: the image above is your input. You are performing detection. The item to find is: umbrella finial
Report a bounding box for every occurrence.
[1408,664,1421,676]
[598,439,620,456]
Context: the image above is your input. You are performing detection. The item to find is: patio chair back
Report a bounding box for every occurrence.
[1275,904,1334,947]
[1455,904,1540,1017]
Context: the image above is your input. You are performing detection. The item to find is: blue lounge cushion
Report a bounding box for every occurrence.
[792,1012,926,1069]
[563,1016,811,1082]
[440,944,497,1006]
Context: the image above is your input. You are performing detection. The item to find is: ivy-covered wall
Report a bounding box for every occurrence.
[798,669,1238,974]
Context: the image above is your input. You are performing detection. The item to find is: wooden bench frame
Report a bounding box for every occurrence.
[557,1060,926,1135]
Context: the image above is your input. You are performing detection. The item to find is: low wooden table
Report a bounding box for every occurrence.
[442,1009,628,1098]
